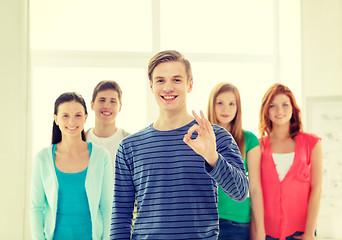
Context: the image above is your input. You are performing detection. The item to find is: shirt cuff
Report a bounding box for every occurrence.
[205,153,222,179]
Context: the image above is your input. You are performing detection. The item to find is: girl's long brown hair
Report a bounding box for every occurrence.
[258,83,302,143]
[207,82,245,159]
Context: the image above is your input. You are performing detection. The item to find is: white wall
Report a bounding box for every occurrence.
[0,0,30,239]
[302,0,342,239]
[302,0,342,98]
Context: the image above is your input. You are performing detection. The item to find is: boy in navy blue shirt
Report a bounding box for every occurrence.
[110,50,249,240]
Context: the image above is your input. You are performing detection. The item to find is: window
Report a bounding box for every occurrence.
[30,0,152,51]
[30,0,301,154]
[160,0,274,55]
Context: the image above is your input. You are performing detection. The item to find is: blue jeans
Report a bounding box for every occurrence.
[266,230,317,240]
[266,231,304,240]
[218,218,250,240]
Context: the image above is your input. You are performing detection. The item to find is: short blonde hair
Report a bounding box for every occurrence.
[148,50,193,82]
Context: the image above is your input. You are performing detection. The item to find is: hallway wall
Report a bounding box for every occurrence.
[0,0,30,239]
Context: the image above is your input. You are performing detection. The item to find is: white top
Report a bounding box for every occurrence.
[272,152,295,181]
[86,128,130,175]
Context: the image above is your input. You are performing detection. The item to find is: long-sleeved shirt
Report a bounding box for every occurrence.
[110,120,249,240]
[30,143,113,240]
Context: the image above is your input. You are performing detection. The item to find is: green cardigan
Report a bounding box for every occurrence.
[30,143,113,240]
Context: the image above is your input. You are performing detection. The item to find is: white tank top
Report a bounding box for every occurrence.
[272,152,295,181]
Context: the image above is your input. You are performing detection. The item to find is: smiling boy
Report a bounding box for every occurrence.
[110,50,249,239]
[86,80,130,174]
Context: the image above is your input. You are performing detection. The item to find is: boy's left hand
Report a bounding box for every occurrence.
[183,110,218,167]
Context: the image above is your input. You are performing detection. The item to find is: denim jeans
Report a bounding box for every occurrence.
[218,218,250,240]
[266,231,304,240]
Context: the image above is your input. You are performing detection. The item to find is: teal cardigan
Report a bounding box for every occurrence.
[30,143,113,240]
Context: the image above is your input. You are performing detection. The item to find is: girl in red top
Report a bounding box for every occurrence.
[258,83,322,240]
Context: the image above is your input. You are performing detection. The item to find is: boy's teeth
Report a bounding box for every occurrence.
[164,96,175,99]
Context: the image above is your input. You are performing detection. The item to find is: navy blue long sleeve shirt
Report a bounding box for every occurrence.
[110,120,248,239]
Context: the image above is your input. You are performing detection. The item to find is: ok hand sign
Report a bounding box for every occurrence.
[183,110,219,167]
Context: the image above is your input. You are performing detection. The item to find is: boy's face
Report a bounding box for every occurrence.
[150,61,193,113]
[91,89,121,124]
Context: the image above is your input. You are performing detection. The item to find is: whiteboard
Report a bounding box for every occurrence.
[306,96,342,238]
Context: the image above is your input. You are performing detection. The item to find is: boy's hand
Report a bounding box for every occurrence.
[183,110,218,167]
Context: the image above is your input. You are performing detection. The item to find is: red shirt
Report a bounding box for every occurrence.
[260,132,320,239]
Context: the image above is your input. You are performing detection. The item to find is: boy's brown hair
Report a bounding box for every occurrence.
[91,80,122,103]
[148,50,193,82]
